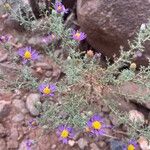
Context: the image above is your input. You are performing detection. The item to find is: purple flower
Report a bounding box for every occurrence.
[56,125,74,144]
[38,83,56,96]
[87,114,106,136]
[54,1,68,14]
[25,139,34,150]
[0,35,12,43]
[18,46,39,64]
[72,30,87,41]
[28,118,38,129]
[123,139,138,150]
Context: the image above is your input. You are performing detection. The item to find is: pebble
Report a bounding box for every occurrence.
[0,124,7,138]
[0,100,11,120]
[12,113,24,122]
[129,110,145,123]
[0,139,6,150]
[7,140,19,149]
[26,93,41,116]
[51,144,57,149]
[90,143,100,150]
[13,99,28,114]
[98,141,106,148]
[102,105,110,113]
[0,53,8,63]
[77,138,88,150]
[35,62,53,70]
[68,140,75,147]
[45,71,52,77]
[138,136,150,150]
[10,127,18,140]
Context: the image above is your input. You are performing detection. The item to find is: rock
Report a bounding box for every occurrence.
[13,99,28,114]
[0,124,7,138]
[45,71,52,77]
[98,141,106,148]
[10,127,18,140]
[138,136,150,150]
[118,82,150,109]
[110,140,125,150]
[77,0,150,65]
[62,0,76,10]
[0,53,8,63]
[51,144,57,149]
[90,143,100,150]
[12,113,25,122]
[0,100,10,120]
[18,140,27,150]
[129,110,145,123]
[68,140,75,147]
[35,62,53,70]
[26,93,41,116]
[7,140,19,149]
[102,105,110,113]
[77,138,88,150]
[0,139,6,150]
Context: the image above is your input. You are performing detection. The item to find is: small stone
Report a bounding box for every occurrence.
[129,110,145,123]
[10,127,18,140]
[102,105,110,113]
[12,113,24,122]
[77,138,88,150]
[14,89,21,95]
[18,140,27,150]
[90,143,100,150]
[13,99,28,114]
[0,124,7,138]
[45,71,52,77]
[110,140,124,150]
[0,100,10,120]
[7,140,19,149]
[138,136,150,150]
[0,53,8,63]
[26,93,41,116]
[52,69,61,79]
[35,62,53,70]
[0,139,6,150]
[36,67,43,74]
[98,141,106,148]
[109,114,119,126]
[68,140,75,147]
[51,144,57,149]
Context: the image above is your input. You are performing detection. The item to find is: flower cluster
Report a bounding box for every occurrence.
[72,30,87,41]
[54,1,68,14]
[56,125,74,144]
[0,35,12,43]
[38,83,56,96]
[87,114,106,136]
[123,140,138,150]
[11,2,139,148]
[18,46,39,64]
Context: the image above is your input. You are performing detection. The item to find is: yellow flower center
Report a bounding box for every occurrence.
[43,87,51,95]
[92,121,102,130]
[58,6,62,10]
[128,144,135,150]
[61,130,69,138]
[75,33,81,38]
[24,51,31,59]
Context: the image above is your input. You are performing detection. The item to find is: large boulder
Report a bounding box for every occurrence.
[77,0,150,64]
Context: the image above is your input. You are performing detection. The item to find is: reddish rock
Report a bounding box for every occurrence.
[0,139,6,150]
[77,0,150,65]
